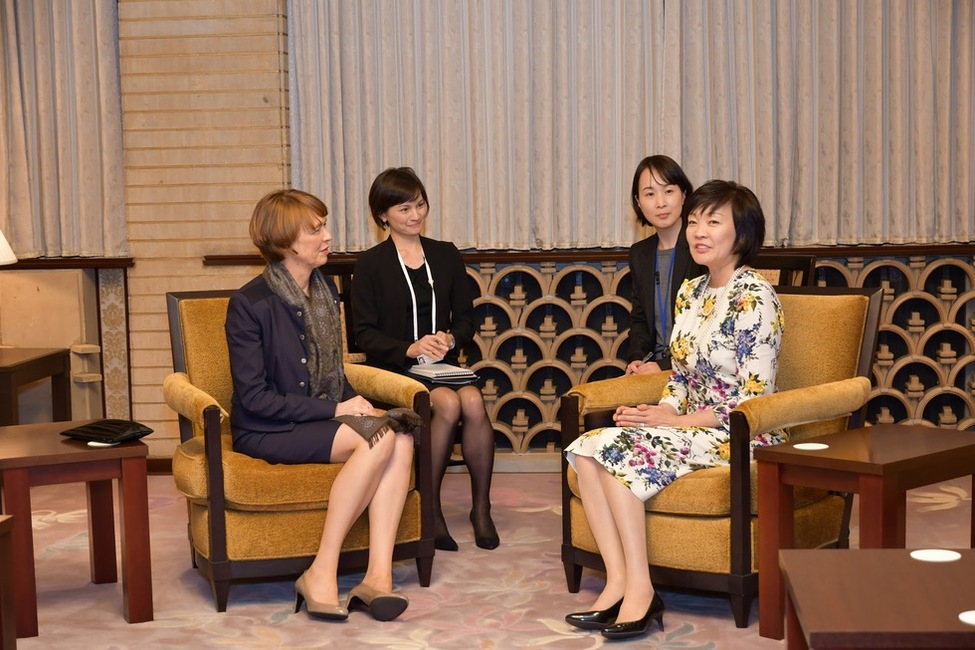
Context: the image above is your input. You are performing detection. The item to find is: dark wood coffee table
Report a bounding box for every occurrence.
[0,347,72,425]
[755,423,975,639]
[0,420,153,638]
[780,549,975,649]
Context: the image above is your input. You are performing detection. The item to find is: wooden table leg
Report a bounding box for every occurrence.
[1,467,38,638]
[0,516,17,650]
[118,457,153,623]
[785,592,809,650]
[51,354,72,422]
[87,479,118,583]
[758,460,793,640]
[857,474,904,548]
[0,376,16,428]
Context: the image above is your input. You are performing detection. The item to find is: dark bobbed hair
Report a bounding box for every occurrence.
[684,180,765,267]
[249,189,328,263]
[629,155,694,226]
[368,167,430,229]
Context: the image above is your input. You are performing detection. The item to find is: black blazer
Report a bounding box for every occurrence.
[627,231,703,367]
[351,236,476,372]
[225,274,356,437]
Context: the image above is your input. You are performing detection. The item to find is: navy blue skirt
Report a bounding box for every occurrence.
[232,418,341,465]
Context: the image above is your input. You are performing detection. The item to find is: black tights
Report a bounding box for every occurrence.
[429,387,496,539]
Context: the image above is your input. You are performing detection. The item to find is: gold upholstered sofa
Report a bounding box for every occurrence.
[559,285,882,627]
[163,290,435,611]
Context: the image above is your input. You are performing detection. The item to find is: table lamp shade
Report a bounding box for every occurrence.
[0,229,17,265]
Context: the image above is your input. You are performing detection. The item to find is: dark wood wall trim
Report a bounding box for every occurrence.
[204,243,975,269]
[0,257,135,270]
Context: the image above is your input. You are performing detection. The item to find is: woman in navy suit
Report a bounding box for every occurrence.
[351,167,500,552]
[226,189,413,622]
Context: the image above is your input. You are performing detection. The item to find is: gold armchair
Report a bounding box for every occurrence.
[559,286,882,627]
[163,290,435,611]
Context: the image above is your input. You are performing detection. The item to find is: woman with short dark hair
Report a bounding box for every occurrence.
[564,180,784,641]
[625,155,704,376]
[352,167,500,552]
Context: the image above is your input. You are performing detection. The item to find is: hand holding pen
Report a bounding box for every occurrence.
[625,352,662,376]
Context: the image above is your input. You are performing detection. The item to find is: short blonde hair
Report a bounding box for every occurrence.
[249,189,328,263]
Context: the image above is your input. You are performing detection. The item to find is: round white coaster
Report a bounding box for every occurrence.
[909,549,962,563]
[793,442,829,451]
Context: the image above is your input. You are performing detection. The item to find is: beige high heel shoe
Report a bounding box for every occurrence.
[294,571,349,620]
[347,582,409,621]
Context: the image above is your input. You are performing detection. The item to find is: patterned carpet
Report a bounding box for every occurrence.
[15,471,972,649]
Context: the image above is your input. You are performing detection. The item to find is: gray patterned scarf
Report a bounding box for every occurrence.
[262,262,345,401]
[262,262,423,447]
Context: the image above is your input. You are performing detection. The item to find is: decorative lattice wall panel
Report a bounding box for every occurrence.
[455,253,975,467]
[457,259,635,459]
[816,255,975,430]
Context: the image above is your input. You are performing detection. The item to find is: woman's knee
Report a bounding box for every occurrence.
[431,389,461,422]
[457,386,486,411]
[575,455,600,479]
[391,433,415,469]
[370,427,399,460]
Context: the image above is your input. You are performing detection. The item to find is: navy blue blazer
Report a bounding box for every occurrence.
[627,231,703,368]
[226,274,356,438]
[351,236,476,372]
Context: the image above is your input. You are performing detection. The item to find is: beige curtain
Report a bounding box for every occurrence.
[0,0,126,258]
[290,0,975,250]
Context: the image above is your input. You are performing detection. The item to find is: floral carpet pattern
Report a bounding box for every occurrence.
[16,472,972,649]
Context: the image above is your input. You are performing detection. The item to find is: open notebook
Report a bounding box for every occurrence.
[408,362,478,381]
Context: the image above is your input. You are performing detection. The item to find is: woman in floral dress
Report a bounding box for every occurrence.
[563,180,784,641]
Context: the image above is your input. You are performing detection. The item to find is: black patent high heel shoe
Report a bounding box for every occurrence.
[565,597,623,630]
[600,593,665,640]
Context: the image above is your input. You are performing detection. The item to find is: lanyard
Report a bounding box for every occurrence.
[395,245,437,342]
[654,248,677,346]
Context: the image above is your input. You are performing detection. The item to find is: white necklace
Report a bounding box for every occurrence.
[701,265,748,293]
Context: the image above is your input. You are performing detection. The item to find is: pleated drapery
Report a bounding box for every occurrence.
[0,0,126,258]
[290,0,975,251]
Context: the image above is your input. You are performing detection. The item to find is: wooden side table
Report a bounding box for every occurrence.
[0,515,14,650]
[0,420,152,638]
[780,549,975,649]
[755,423,975,640]
[0,347,72,426]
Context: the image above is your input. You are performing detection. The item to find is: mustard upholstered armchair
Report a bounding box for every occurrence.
[559,285,882,627]
[163,290,435,611]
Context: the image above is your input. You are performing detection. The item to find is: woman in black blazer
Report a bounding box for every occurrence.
[227,189,414,623]
[625,155,703,375]
[351,167,499,552]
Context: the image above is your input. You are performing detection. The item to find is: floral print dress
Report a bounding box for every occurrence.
[565,267,785,502]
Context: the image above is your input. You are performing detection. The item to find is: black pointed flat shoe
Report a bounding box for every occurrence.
[565,598,623,630]
[601,593,665,640]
